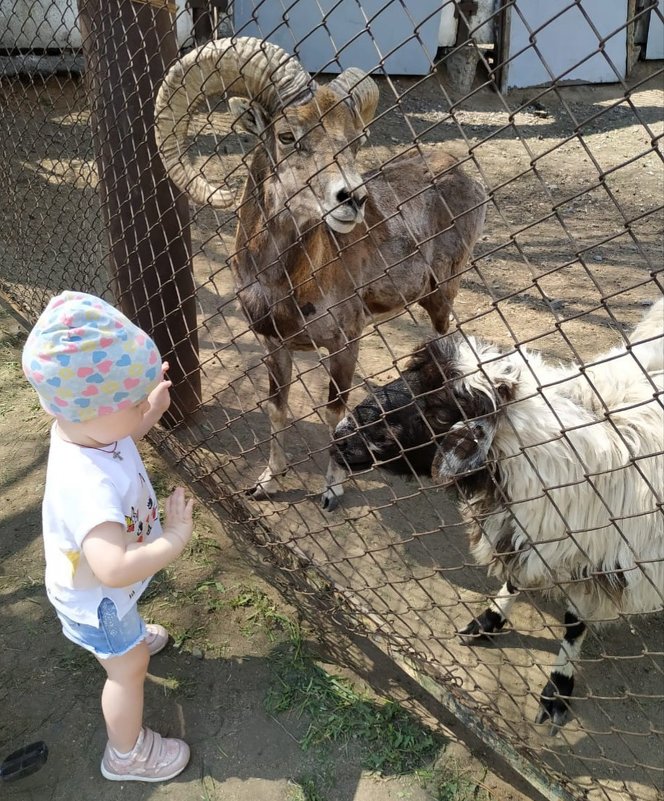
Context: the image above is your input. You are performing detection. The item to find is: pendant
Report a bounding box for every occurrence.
[113,450,123,460]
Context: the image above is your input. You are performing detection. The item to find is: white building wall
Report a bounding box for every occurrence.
[0,0,192,50]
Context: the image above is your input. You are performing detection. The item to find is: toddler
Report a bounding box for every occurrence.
[22,290,194,782]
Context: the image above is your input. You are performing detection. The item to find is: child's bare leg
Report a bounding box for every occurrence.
[97,641,149,753]
[97,638,190,782]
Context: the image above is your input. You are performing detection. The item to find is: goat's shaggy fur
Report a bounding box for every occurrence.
[333,298,664,726]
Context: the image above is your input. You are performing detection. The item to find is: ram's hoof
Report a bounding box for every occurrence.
[246,483,271,500]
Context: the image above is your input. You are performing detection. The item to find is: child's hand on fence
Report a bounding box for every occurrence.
[147,361,172,419]
[162,486,194,556]
[132,362,172,441]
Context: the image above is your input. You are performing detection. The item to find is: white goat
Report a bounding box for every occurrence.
[334,297,664,727]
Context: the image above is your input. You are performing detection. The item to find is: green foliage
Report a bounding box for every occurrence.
[286,771,333,801]
[266,640,443,776]
[228,586,300,639]
[417,764,491,801]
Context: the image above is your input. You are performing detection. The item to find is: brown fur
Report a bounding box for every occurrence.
[223,85,486,498]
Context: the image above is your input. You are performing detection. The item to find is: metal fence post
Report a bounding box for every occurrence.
[77,0,201,426]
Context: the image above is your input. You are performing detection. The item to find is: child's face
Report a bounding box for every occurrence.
[60,398,150,445]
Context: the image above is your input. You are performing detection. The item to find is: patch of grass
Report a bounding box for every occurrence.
[188,578,227,613]
[286,771,332,801]
[418,763,491,801]
[140,457,172,498]
[55,646,96,676]
[139,575,173,605]
[186,532,223,563]
[149,673,198,698]
[170,623,208,649]
[147,576,225,609]
[228,586,299,639]
[266,638,443,776]
[200,776,215,801]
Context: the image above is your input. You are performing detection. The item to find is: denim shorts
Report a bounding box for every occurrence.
[57,598,147,660]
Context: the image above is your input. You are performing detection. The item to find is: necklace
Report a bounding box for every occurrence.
[56,428,123,460]
[82,441,123,460]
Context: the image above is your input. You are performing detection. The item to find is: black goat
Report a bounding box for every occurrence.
[331,334,491,481]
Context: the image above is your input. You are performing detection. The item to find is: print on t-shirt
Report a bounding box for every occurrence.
[124,473,157,543]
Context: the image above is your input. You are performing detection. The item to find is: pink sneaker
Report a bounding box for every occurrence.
[101,727,190,782]
[144,624,168,656]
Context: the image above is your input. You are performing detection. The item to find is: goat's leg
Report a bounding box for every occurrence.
[459,580,519,643]
[536,610,587,731]
[321,340,360,511]
[248,339,293,500]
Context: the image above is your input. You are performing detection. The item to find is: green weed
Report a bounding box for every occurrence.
[200,775,216,801]
[266,640,443,776]
[192,578,227,613]
[186,533,222,562]
[170,623,208,649]
[151,673,198,698]
[228,586,299,639]
[286,773,330,801]
[418,763,491,801]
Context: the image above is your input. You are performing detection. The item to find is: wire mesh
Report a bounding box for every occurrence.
[1,2,663,800]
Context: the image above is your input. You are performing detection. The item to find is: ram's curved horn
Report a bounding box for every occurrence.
[327,68,379,126]
[154,37,313,208]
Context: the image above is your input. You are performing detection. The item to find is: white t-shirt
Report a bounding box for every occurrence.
[42,425,162,626]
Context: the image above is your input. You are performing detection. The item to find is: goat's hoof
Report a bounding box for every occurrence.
[535,677,572,731]
[458,619,489,644]
[458,610,506,644]
[321,489,340,512]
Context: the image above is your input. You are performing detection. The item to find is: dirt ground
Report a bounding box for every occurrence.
[0,53,663,801]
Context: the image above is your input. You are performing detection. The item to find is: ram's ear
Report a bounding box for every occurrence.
[228,97,268,137]
[431,417,496,484]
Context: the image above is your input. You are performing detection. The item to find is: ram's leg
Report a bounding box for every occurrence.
[248,339,293,500]
[459,580,519,643]
[321,340,360,511]
[536,610,587,731]
[419,274,461,335]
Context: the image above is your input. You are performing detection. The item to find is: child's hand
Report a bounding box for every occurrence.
[147,361,172,419]
[132,362,173,441]
[162,487,194,555]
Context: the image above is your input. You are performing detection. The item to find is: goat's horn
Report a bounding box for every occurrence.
[154,37,312,208]
[327,68,379,126]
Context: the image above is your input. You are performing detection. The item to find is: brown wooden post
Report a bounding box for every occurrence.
[77,0,201,427]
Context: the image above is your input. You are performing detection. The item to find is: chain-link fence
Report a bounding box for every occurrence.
[1,2,663,800]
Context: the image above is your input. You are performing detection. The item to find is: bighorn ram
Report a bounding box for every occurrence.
[154,37,486,509]
[333,298,664,728]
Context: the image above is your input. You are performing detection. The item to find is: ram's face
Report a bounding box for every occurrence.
[331,361,478,478]
[233,86,369,233]
[277,89,368,233]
